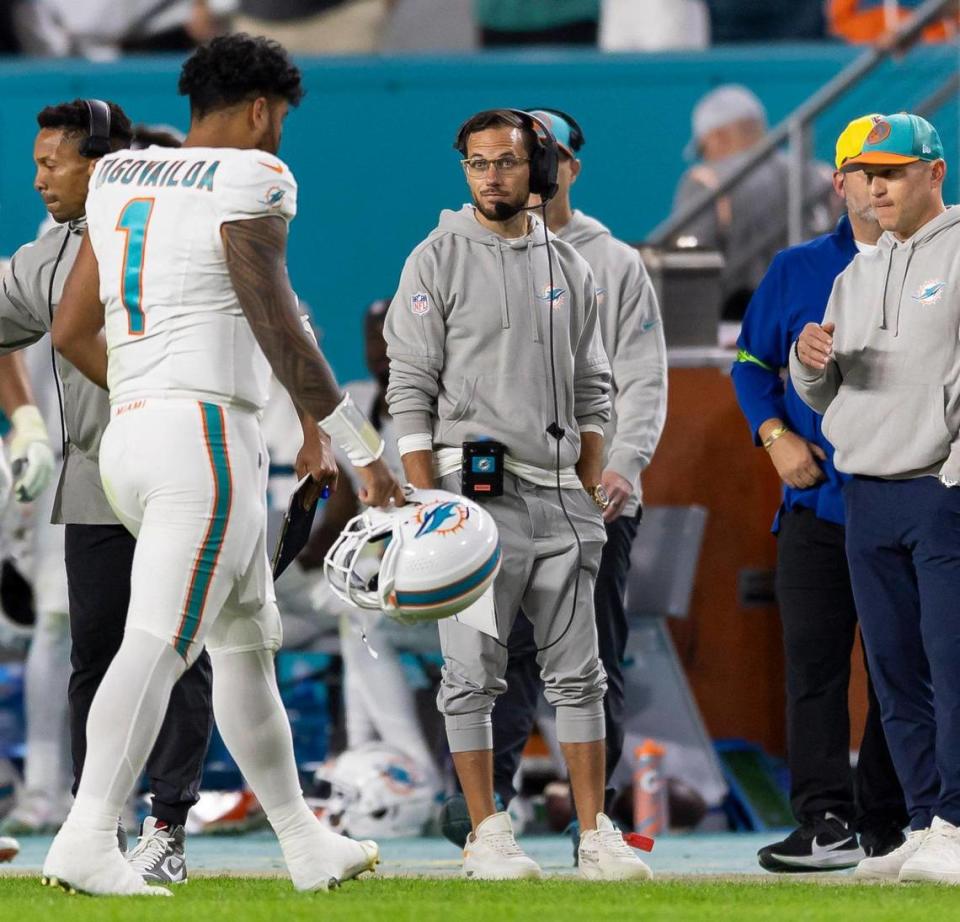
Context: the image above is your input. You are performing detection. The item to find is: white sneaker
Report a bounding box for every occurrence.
[855,827,927,880]
[463,811,542,880]
[579,814,653,881]
[0,835,19,863]
[283,824,379,892]
[899,817,960,884]
[42,822,171,896]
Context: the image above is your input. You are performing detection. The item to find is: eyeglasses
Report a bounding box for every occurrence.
[460,156,530,176]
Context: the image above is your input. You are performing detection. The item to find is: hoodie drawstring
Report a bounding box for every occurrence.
[892,246,917,337]
[879,246,895,331]
[526,244,543,344]
[494,243,510,330]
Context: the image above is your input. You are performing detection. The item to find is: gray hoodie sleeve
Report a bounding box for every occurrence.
[574,268,612,430]
[384,244,445,439]
[0,243,52,353]
[606,256,667,484]
[788,281,843,414]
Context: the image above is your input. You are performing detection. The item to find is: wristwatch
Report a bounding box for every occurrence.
[586,484,610,511]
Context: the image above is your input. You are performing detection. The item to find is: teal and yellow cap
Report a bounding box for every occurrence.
[835,113,882,170]
[841,113,944,172]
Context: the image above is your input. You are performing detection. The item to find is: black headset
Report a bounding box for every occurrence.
[453,108,560,202]
[78,99,113,159]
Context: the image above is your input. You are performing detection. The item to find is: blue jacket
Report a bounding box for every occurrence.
[732,215,858,531]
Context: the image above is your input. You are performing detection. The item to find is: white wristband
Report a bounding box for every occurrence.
[397,433,433,456]
[319,392,384,468]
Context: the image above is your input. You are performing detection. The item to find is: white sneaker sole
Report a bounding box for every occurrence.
[463,861,543,880]
[580,863,653,882]
[766,848,865,870]
[899,866,960,885]
[296,839,380,892]
[854,864,903,881]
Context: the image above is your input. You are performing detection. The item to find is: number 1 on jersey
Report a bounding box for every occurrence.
[116,198,155,336]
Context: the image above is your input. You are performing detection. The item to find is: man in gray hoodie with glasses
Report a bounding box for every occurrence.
[385,108,651,882]
[792,113,960,886]
[485,108,667,842]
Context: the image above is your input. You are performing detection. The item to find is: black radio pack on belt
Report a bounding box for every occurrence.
[461,440,505,499]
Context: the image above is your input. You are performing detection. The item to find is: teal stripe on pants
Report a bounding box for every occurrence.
[175,403,232,658]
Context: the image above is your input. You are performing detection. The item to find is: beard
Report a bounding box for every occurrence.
[473,193,525,222]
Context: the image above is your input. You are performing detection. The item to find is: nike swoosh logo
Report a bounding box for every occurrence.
[259,161,284,174]
[811,835,856,856]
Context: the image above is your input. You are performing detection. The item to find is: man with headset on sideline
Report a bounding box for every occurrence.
[385,107,651,881]
[481,108,667,848]
[0,100,212,880]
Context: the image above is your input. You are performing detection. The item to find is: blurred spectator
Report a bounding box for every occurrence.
[474,0,599,47]
[232,0,390,54]
[669,84,836,319]
[600,0,709,50]
[14,0,232,58]
[382,0,475,51]
[827,0,959,43]
[0,1,22,53]
[706,0,826,42]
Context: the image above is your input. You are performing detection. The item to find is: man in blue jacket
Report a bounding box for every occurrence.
[732,115,906,872]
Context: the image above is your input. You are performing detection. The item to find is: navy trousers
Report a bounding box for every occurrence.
[844,476,960,829]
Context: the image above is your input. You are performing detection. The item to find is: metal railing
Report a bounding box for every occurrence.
[647,0,959,248]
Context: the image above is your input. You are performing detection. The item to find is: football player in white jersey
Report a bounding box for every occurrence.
[41,34,403,896]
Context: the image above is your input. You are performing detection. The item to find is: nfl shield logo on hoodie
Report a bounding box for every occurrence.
[411,292,430,315]
[912,279,946,306]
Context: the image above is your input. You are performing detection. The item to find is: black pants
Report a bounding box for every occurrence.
[776,507,906,833]
[492,513,638,810]
[65,523,214,827]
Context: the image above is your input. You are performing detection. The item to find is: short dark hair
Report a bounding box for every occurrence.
[131,124,184,150]
[454,109,535,156]
[36,99,133,152]
[179,33,304,119]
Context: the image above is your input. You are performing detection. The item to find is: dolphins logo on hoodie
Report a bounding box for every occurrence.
[912,279,946,306]
[538,284,566,310]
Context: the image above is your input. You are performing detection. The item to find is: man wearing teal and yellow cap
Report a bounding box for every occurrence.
[733,114,907,873]
[793,113,960,883]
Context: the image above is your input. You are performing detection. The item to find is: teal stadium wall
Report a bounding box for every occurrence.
[0,45,956,380]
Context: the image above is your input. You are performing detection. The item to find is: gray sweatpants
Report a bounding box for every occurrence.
[437,472,608,752]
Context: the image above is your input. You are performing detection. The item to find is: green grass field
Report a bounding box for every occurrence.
[1,876,957,922]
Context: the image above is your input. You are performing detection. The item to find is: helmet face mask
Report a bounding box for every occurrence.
[324,488,501,624]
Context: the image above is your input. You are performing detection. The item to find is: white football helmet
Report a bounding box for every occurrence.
[312,744,436,839]
[324,487,500,625]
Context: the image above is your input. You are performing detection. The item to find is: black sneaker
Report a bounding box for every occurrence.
[439,794,504,849]
[757,813,865,872]
[860,821,907,858]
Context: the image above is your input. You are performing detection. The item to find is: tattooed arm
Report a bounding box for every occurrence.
[222,216,403,507]
[222,215,343,420]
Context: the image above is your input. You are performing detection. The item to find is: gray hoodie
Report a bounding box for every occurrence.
[385,205,611,472]
[790,206,960,481]
[559,210,667,513]
[0,219,117,524]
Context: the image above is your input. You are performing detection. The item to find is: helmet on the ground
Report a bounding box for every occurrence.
[324,487,500,625]
[311,744,435,839]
